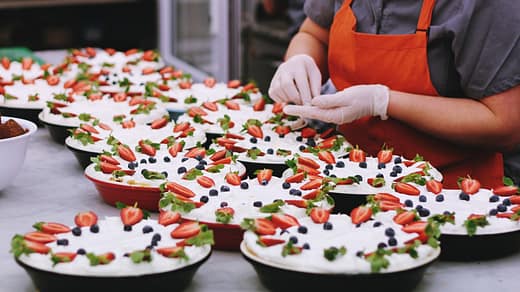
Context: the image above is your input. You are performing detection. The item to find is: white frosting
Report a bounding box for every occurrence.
[1,79,69,109]
[243,214,439,274]
[0,61,44,83]
[18,217,210,276]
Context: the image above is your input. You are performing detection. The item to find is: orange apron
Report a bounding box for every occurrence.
[329,0,503,188]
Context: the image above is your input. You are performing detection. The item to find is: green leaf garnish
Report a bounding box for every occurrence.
[323,246,347,261]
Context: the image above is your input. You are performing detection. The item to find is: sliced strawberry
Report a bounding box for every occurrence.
[99,154,119,165]
[349,147,366,163]
[121,120,136,129]
[272,102,285,114]
[310,207,330,223]
[297,156,320,169]
[46,75,60,86]
[296,163,321,176]
[253,218,276,235]
[258,237,286,247]
[138,140,156,156]
[426,180,443,194]
[158,210,181,226]
[493,186,519,196]
[225,100,240,110]
[25,240,51,254]
[168,142,184,157]
[197,176,215,188]
[302,189,320,200]
[285,172,306,183]
[117,145,136,162]
[210,156,233,165]
[247,124,263,139]
[21,57,33,70]
[458,176,481,195]
[184,147,206,158]
[22,76,35,85]
[227,79,241,88]
[394,182,420,196]
[284,199,308,208]
[201,77,216,88]
[122,169,136,176]
[257,169,273,184]
[393,211,417,225]
[374,193,400,203]
[216,137,237,147]
[173,122,190,133]
[510,196,520,204]
[379,200,403,211]
[188,107,208,118]
[300,127,317,138]
[253,98,266,111]
[377,147,393,164]
[157,246,186,258]
[74,211,98,227]
[125,48,138,55]
[1,57,10,69]
[274,125,291,135]
[319,127,335,139]
[209,149,227,162]
[225,172,241,186]
[24,232,56,244]
[80,124,99,134]
[402,221,428,234]
[496,213,514,219]
[150,117,168,129]
[178,81,192,89]
[142,67,155,75]
[300,179,322,190]
[120,205,144,226]
[84,47,96,57]
[51,252,77,264]
[271,214,300,229]
[223,133,243,141]
[33,222,71,234]
[367,178,385,188]
[317,151,335,164]
[318,136,339,149]
[166,182,195,198]
[89,92,103,101]
[202,101,218,112]
[350,206,372,224]
[171,222,200,239]
[159,66,174,75]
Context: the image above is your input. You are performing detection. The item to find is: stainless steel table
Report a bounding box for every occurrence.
[1,128,519,292]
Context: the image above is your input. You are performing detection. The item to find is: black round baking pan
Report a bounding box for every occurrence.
[204,132,222,149]
[439,229,520,261]
[38,115,75,144]
[328,191,369,214]
[15,250,211,292]
[66,143,99,169]
[239,160,288,179]
[241,243,438,292]
[0,106,44,127]
[167,109,185,122]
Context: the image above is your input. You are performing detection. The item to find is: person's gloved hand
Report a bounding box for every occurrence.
[283,84,390,124]
[268,54,322,105]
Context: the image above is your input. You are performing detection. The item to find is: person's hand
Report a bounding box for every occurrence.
[268,54,322,105]
[283,84,390,124]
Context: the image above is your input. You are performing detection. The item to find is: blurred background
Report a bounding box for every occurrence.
[0,0,301,92]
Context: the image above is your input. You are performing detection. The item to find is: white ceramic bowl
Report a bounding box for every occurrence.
[0,116,37,191]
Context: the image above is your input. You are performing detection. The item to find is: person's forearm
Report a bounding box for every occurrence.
[285,18,329,81]
[388,87,520,150]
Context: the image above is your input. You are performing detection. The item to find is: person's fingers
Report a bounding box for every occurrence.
[283,105,314,117]
[293,69,312,105]
[268,77,285,103]
[280,72,301,104]
[311,93,353,108]
[303,58,322,98]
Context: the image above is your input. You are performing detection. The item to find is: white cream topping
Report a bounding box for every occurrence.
[1,79,69,109]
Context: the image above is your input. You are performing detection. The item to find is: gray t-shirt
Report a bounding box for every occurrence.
[304,0,520,183]
[304,0,520,99]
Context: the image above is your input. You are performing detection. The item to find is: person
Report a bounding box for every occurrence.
[268,0,520,188]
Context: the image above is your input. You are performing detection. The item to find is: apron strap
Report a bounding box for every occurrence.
[416,0,436,33]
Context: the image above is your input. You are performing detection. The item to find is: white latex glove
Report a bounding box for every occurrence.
[283,84,390,124]
[268,54,322,105]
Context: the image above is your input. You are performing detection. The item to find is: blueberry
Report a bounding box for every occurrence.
[240,182,249,189]
[77,248,86,255]
[195,155,203,161]
[177,166,187,174]
[323,169,330,176]
[267,148,274,155]
[220,202,228,208]
[151,240,159,247]
[335,161,345,168]
[90,224,99,233]
[296,136,303,142]
[148,157,156,163]
[385,228,395,237]
[330,174,337,178]
[325,164,334,170]
[489,195,500,202]
[264,136,271,142]
[404,200,413,207]
[378,242,388,249]
[72,227,82,236]
[415,205,423,210]
[394,157,402,164]
[279,134,285,138]
[279,229,289,235]
[392,165,402,173]
[289,236,298,244]
[289,188,298,195]
[250,137,258,143]
[356,251,364,257]
[251,146,257,150]
[302,243,310,250]
[306,138,316,147]
[200,196,209,203]
[387,171,397,178]
[503,198,511,206]
[142,226,153,234]
[359,162,367,168]
[140,159,147,164]
[355,175,363,182]
[253,201,263,207]
[323,222,333,230]
[299,145,306,151]
[297,226,308,234]
[443,211,452,215]
[152,233,162,242]
[459,192,470,201]
[181,157,189,162]
[162,171,168,178]
[418,208,430,217]
[388,237,398,246]
[356,223,362,228]
[57,239,69,246]
[261,179,268,185]
[436,195,444,202]
[497,204,507,212]
[128,163,135,170]
[419,195,427,202]
[376,173,384,178]
[292,190,302,196]
[209,189,219,196]
[195,163,205,170]
[163,156,171,162]
[220,185,230,192]
[377,163,386,169]
[489,209,498,216]
[124,225,132,232]
[199,160,208,165]
[373,221,382,227]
